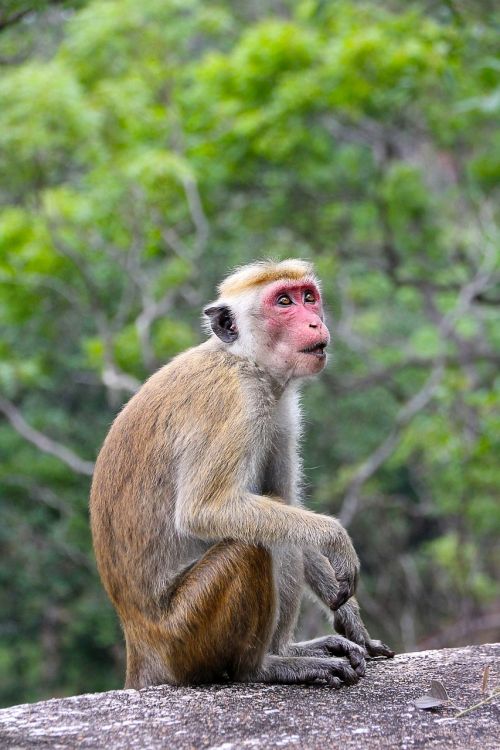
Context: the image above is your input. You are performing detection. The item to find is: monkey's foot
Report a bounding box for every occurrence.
[255,654,361,688]
[365,639,395,659]
[287,636,366,676]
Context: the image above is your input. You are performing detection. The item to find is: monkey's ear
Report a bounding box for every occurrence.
[203,304,238,343]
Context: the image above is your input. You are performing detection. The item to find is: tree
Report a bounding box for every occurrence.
[0,0,499,705]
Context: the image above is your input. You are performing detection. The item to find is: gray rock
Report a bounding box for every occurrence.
[0,644,499,749]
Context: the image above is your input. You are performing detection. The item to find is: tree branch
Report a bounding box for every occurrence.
[0,396,94,476]
[170,117,210,259]
[332,349,500,394]
[0,8,32,32]
[338,239,498,527]
[339,363,445,527]
[101,365,140,395]
[180,173,210,258]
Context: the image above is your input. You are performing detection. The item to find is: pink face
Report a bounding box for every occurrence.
[259,280,330,378]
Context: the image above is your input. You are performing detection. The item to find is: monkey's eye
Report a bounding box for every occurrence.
[277,294,293,306]
[304,291,316,304]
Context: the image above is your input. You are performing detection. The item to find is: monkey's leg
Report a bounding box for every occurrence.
[269,548,366,675]
[303,549,395,658]
[269,546,304,653]
[124,540,276,688]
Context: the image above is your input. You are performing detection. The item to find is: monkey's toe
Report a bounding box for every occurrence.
[321,675,343,688]
[365,639,395,659]
[335,662,360,686]
[321,636,366,676]
[348,648,366,676]
[323,658,360,687]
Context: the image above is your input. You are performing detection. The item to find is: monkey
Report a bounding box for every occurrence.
[90,259,394,690]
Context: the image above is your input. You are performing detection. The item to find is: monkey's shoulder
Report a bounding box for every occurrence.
[130,345,280,423]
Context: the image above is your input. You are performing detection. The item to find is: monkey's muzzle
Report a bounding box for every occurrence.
[299,342,328,359]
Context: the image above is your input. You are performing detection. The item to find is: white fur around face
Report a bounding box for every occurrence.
[203,288,263,362]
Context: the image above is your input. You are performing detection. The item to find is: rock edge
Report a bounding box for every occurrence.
[0,643,499,749]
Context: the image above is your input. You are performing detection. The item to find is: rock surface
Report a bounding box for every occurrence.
[0,644,498,749]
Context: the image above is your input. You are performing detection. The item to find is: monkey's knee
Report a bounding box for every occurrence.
[164,541,276,684]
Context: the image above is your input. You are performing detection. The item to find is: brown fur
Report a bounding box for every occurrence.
[124,542,275,687]
[91,346,280,687]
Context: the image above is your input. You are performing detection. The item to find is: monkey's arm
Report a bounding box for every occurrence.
[176,445,359,609]
[303,548,395,658]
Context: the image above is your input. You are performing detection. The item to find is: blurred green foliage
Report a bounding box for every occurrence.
[0,0,499,706]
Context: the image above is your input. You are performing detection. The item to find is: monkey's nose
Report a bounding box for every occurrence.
[309,322,318,329]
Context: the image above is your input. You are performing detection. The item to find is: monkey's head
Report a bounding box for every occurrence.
[204,260,330,381]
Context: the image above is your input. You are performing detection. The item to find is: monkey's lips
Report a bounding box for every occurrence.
[299,342,328,359]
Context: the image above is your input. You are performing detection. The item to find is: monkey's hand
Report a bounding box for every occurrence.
[325,531,360,610]
[303,548,395,659]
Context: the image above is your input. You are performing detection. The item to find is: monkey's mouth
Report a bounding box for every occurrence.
[300,342,328,359]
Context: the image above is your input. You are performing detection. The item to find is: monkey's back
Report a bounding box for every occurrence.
[90,343,273,617]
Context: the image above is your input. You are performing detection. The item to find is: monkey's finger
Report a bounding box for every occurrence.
[365,639,395,659]
[330,585,351,610]
[330,562,360,609]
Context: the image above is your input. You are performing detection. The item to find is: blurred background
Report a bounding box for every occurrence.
[0,0,499,708]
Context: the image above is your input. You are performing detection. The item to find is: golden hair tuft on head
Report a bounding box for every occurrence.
[218,259,315,298]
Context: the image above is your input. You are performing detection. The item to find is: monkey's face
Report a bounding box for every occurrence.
[258,280,330,379]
